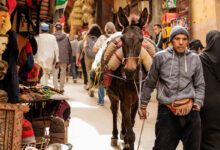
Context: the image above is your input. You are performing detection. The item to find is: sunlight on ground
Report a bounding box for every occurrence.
[68,101,99,109]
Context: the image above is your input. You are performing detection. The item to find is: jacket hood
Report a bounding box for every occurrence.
[87,24,102,38]
[200,30,220,82]
[54,32,67,41]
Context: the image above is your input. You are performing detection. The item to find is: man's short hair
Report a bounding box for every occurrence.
[189,39,204,51]
[55,22,62,30]
[154,24,162,29]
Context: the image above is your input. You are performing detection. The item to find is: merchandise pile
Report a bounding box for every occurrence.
[19,85,67,102]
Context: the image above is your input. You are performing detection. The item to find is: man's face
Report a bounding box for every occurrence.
[172,34,188,53]
[0,36,8,55]
[153,26,161,35]
[0,11,8,28]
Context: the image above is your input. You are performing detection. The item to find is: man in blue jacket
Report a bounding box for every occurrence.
[139,26,205,150]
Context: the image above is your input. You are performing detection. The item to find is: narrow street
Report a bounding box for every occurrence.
[63,78,182,150]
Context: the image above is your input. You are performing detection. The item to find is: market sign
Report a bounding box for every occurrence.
[162,0,177,9]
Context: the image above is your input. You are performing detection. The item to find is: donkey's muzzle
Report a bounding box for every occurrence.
[124,69,136,80]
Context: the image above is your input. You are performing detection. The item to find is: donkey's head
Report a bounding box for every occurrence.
[118,7,148,79]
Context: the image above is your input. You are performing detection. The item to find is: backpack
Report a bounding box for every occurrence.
[85,35,98,58]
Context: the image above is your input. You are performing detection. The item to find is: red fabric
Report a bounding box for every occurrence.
[26,0,35,8]
[103,69,113,88]
[26,41,33,53]
[59,16,65,24]
[22,119,34,138]
[81,27,88,33]
[6,0,17,14]
[27,64,38,79]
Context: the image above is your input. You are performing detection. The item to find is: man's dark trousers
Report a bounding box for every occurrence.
[153,104,201,150]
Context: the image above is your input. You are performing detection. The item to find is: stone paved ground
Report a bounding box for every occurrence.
[60,77,182,150]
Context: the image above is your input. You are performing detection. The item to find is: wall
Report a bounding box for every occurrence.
[191,0,220,45]
[148,0,162,39]
[216,0,220,30]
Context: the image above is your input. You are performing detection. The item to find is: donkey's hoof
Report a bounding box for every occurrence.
[111,138,118,146]
[120,133,125,140]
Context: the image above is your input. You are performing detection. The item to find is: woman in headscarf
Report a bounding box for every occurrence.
[200,30,220,150]
[83,24,102,97]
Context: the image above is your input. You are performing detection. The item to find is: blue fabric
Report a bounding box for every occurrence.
[98,85,105,101]
[25,53,34,72]
[41,23,49,31]
[71,56,77,79]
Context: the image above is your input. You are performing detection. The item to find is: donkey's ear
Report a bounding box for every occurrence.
[138,8,148,28]
[118,7,129,27]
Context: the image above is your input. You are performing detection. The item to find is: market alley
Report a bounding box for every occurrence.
[63,78,182,150]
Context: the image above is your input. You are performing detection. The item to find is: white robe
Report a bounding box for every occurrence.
[35,33,59,70]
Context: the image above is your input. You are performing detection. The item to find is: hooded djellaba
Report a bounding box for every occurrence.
[200,30,220,150]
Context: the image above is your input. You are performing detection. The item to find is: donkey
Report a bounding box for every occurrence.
[107,7,148,150]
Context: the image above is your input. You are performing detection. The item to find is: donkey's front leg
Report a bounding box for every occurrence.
[110,97,119,146]
[121,102,135,150]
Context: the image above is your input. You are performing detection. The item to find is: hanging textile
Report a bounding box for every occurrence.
[56,0,67,10]
[6,0,16,14]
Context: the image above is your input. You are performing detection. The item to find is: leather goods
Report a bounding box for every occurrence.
[166,98,193,116]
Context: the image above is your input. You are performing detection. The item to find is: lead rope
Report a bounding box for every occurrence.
[133,58,146,150]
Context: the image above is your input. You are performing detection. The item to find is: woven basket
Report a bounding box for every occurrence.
[82,4,93,14]
[74,0,83,7]
[73,7,83,13]
[84,0,95,5]
[73,13,83,19]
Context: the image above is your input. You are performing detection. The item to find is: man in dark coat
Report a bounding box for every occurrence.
[200,30,220,150]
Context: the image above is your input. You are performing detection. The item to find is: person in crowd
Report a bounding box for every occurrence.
[70,35,79,83]
[0,5,20,103]
[139,26,205,150]
[53,22,72,93]
[200,30,220,150]
[153,24,164,51]
[76,31,88,89]
[93,22,116,105]
[83,24,102,97]
[35,23,59,88]
[189,39,204,54]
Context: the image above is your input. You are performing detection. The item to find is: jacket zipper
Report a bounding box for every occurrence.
[158,85,165,98]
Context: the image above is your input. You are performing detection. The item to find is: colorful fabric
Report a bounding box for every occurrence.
[39,0,50,20]
[22,119,36,144]
[6,0,16,14]
[56,0,67,9]
[26,41,33,53]
[16,0,26,6]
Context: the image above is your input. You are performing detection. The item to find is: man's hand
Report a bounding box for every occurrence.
[138,108,147,120]
[192,102,201,111]
[76,59,80,66]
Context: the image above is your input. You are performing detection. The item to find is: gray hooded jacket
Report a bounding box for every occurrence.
[54,32,72,64]
[141,47,205,108]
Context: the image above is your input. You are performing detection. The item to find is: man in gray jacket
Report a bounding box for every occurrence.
[53,22,72,93]
[139,26,205,150]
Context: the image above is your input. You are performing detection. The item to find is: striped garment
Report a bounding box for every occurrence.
[40,0,50,20]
